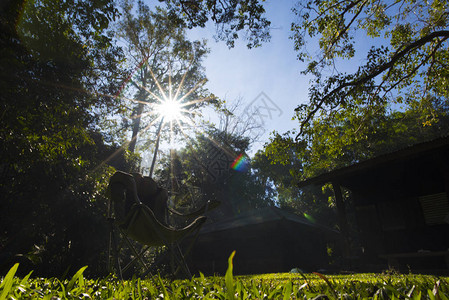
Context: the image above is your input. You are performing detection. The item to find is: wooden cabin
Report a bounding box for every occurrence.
[298,137,449,273]
[186,207,339,275]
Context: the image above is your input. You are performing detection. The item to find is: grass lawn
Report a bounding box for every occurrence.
[1,258,448,299]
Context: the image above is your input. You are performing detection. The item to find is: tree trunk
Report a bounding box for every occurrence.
[128,68,150,153]
[128,102,145,153]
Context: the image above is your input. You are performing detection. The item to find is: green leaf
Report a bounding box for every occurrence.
[313,272,337,299]
[283,281,293,300]
[428,289,436,300]
[0,263,19,300]
[157,274,170,300]
[225,251,236,300]
[67,266,88,291]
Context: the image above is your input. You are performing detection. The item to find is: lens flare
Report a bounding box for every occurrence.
[156,98,183,122]
[303,213,316,223]
[231,154,250,172]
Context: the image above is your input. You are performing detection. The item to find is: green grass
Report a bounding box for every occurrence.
[1,254,448,299]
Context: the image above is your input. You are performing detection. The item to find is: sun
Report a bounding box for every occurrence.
[109,57,215,176]
[156,97,183,122]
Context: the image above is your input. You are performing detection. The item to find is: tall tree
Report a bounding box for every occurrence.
[116,0,212,154]
[266,99,449,181]
[252,145,337,227]
[0,0,125,276]
[156,127,274,220]
[291,0,449,141]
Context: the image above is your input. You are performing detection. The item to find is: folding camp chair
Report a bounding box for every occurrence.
[107,171,211,279]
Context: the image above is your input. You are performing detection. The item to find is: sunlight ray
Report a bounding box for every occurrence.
[107,53,216,179]
[46,55,214,179]
[129,109,159,120]
[169,118,175,148]
[124,97,153,105]
[176,125,211,170]
[175,116,196,131]
[148,66,169,102]
[176,117,236,160]
[168,62,173,102]
[173,58,194,101]
[114,55,151,98]
[149,117,166,177]
[92,116,163,173]
[93,91,151,106]
[177,78,207,103]
[180,96,216,107]
[130,79,162,103]
[194,128,236,158]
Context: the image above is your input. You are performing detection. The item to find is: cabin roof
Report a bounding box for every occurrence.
[297,136,449,188]
[201,206,338,235]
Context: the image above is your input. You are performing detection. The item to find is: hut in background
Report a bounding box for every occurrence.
[297,136,449,273]
[187,207,339,275]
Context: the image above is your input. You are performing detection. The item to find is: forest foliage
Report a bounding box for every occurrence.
[0,0,272,277]
[265,0,449,181]
[115,0,214,154]
[1,0,448,277]
[0,0,129,276]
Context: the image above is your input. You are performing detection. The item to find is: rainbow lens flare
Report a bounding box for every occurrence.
[303,213,316,223]
[230,154,249,172]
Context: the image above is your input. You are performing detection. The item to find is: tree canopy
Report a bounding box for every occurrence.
[0,0,127,276]
[260,0,449,222]
[159,0,271,48]
[256,0,449,182]
[291,0,449,140]
[155,126,275,220]
[116,1,213,154]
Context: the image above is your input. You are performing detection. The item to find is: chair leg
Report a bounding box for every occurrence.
[120,231,153,276]
[133,245,151,274]
[109,226,123,280]
[175,243,192,279]
[170,244,176,275]
[167,242,192,279]
[172,225,202,278]
[107,229,113,273]
[112,228,157,278]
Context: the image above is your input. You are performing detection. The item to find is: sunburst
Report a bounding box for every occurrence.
[117,57,212,176]
[89,59,235,179]
[156,98,183,122]
[96,54,243,187]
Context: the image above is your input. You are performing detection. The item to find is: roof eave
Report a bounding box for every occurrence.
[297,136,449,188]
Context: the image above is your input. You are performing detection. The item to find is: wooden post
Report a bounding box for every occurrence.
[331,181,350,257]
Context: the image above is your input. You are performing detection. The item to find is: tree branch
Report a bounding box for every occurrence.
[296,30,449,140]
[323,0,367,60]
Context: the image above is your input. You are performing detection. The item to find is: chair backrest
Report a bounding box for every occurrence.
[108,180,135,224]
[108,171,168,225]
[132,173,169,224]
[108,171,207,247]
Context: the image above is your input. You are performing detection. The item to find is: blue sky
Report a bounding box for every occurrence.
[187,0,310,153]
[137,0,382,160]
[136,0,388,170]
[186,0,390,154]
